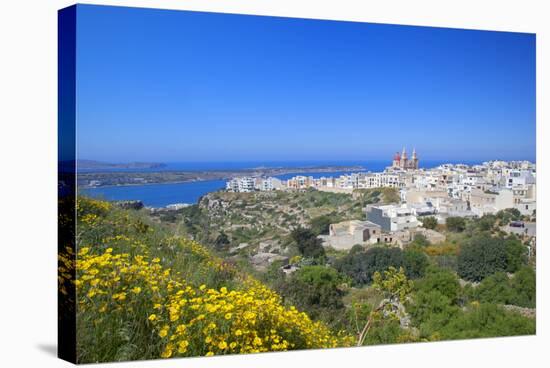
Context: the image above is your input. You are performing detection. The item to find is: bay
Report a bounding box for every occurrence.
[80,159,482,207]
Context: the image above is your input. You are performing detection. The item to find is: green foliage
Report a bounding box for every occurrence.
[438,303,535,339]
[290,227,326,261]
[457,234,507,282]
[372,266,413,302]
[309,214,338,236]
[408,289,459,333]
[421,216,438,230]
[471,266,536,308]
[277,266,348,327]
[336,247,404,285]
[336,246,430,285]
[354,267,413,346]
[402,249,429,279]
[496,208,522,226]
[477,214,498,232]
[457,234,527,282]
[410,233,430,247]
[415,266,461,302]
[504,237,527,273]
[471,272,513,305]
[510,266,536,308]
[363,320,403,345]
[446,217,466,232]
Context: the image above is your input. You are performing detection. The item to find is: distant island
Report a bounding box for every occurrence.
[77,165,365,188]
[77,160,167,170]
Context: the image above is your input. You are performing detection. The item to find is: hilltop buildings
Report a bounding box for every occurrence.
[226,177,283,192]
[225,155,536,251]
[225,160,536,219]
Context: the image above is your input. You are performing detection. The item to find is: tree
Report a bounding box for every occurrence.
[356,267,412,346]
[496,208,522,226]
[468,266,535,308]
[457,234,507,282]
[278,265,347,325]
[446,217,466,232]
[408,267,462,337]
[408,289,458,331]
[335,247,403,285]
[416,266,461,302]
[510,266,536,308]
[473,272,513,305]
[403,249,429,279]
[422,216,438,230]
[214,231,230,249]
[309,215,336,236]
[476,214,498,232]
[504,237,527,273]
[291,227,326,261]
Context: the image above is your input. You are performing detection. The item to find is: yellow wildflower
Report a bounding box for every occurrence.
[159,326,169,338]
[218,341,228,350]
[161,344,173,358]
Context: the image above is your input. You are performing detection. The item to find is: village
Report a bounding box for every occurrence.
[225,149,536,255]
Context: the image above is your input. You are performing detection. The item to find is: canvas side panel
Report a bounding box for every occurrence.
[58,4,77,364]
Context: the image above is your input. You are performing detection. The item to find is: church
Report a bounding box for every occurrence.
[392,148,419,170]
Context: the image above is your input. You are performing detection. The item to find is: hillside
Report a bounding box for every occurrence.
[155,188,396,254]
[67,197,352,363]
[62,195,536,362]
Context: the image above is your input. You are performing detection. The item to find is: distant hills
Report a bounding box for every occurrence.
[77,160,166,169]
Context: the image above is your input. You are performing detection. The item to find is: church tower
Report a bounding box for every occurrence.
[411,148,419,169]
[400,147,408,169]
[392,152,401,168]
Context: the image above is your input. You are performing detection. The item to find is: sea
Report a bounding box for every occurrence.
[80,160,482,208]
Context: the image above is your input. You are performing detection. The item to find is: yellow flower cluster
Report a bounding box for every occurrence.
[77,197,112,217]
[58,246,74,296]
[76,247,351,358]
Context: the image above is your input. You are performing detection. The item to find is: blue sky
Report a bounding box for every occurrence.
[75,4,536,163]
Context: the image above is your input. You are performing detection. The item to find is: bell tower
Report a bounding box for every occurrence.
[400,147,408,169]
[411,148,418,169]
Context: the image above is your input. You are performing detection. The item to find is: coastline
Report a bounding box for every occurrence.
[78,165,367,189]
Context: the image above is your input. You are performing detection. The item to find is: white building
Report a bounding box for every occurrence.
[226,177,256,192]
[260,177,283,191]
[365,204,421,232]
[318,220,383,250]
[469,188,514,216]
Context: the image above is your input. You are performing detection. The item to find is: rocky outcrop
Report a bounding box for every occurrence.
[114,200,144,210]
[502,305,536,319]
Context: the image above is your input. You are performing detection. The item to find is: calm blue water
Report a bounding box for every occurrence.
[81,159,483,207]
[81,180,227,207]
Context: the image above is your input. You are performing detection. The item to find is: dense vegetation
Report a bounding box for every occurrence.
[69,198,353,363]
[67,195,536,362]
[334,246,429,285]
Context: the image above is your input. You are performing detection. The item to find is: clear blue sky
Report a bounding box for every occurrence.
[75,4,536,163]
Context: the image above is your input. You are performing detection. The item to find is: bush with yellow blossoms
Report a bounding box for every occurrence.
[76,247,352,361]
[71,197,353,362]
